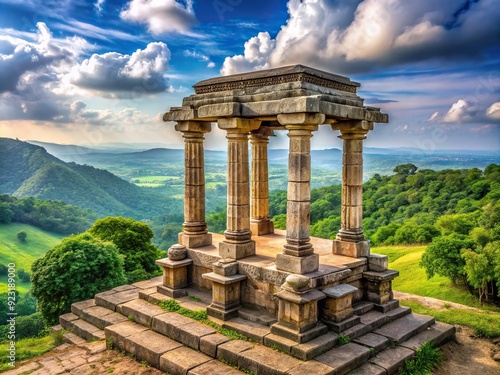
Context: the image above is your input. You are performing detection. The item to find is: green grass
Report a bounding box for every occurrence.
[397,341,442,375]
[0,334,55,371]
[131,175,182,187]
[372,245,499,311]
[0,223,63,293]
[401,300,500,338]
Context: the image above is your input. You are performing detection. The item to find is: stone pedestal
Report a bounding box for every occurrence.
[331,121,373,258]
[270,275,327,343]
[250,130,274,236]
[363,270,399,305]
[275,114,324,274]
[156,245,192,298]
[176,121,212,248]
[218,118,261,259]
[321,284,361,333]
[203,273,247,321]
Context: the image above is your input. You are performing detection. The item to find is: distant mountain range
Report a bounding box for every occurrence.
[0,138,181,218]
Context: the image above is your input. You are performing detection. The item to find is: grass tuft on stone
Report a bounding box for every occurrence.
[397,341,442,375]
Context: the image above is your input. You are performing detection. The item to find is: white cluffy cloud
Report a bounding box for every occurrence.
[121,0,197,36]
[68,42,171,97]
[428,99,500,124]
[222,0,500,75]
[487,102,500,120]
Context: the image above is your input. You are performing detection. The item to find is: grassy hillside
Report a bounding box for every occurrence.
[0,138,182,218]
[372,245,499,311]
[0,223,63,293]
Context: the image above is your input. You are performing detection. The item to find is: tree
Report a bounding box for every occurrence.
[88,217,162,282]
[420,235,475,284]
[462,247,496,303]
[17,230,27,242]
[393,163,418,176]
[17,268,30,283]
[31,233,126,325]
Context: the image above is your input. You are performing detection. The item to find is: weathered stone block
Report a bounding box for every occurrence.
[332,240,370,258]
[275,253,319,274]
[159,346,212,375]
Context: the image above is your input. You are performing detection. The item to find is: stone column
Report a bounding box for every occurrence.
[218,118,261,259]
[275,113,325,274]
[331,121,373,258]
[176,121,212,248]
[250,128,274,236]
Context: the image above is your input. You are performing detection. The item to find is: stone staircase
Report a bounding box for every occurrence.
[53,277,455,375]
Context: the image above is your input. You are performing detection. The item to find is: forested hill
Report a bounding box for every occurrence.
[0,138,180,218]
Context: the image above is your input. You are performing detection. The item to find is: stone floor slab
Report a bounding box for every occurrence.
[124,329,182,368]
[159,346,212,375]
[237,345,303,375]
[354,333,390,353]
[105,321,149,348]
[152,312,197,341]
[118,298,166,327]
[200,333,231,357]
[71,299,96,316]
[373,314,435,343]
[316,343,371,375]
[95,289,139,311]
[132,276,163,290]
[63,332,85,345]
[174,322,218,350]
[78,306,117,329]
[369,346,414,375]
[223,317,271,343]
[400,321,455,350]
[187,359,244,375]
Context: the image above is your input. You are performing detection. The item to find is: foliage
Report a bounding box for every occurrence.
[17,268,30,283]
[397,341,442,375]
[17,230,27,242]
[88,217,162,281]
[419,235,474,283]
[31,233,126,325]
[0,195,95,235]
[206,209,227,234]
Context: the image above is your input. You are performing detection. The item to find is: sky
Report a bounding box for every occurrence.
[0,0,499,151]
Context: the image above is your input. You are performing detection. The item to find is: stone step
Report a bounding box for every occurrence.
[118,298,167,327]
[77,305,128,330]
[316,342,371,375]
[95,286,140,311]
[353,301,374,316]
[373,313,435,344]
[223,317,271,344]
[59,312,105,341]
[238,307,277,327]
[63,332,86,345]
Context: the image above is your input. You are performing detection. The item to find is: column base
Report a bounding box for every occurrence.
[275,253,319,274]
[332,240,370,258]
[178,232,212,248]
[270,322,327,344]
[157,285,188,298]
[219,240,255,259]
[250,219,274,236]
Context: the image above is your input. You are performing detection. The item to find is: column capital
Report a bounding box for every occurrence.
[331,120,373,136]
[278,113,325,127]
[217,118,261,132]
[175,121,211,133]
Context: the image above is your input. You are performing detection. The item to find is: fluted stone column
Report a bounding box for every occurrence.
[218,118,261,259]
[250,128,274,236]
[275,113,325,274]
[332,120,373,258]
[176,121,212,248]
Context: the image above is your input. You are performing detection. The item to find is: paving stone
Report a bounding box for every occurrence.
[187,359,244,375]
[291,332,338,360]
[238,345,303,375]
[373,314,435,343]
[217,340,254,367]
[71,299,96,316]
[369,346,414,375]
[118,298,166,327]
[95,289,139,311]
[200,333,230,357]
[400,322,455,350]
[38,357,66,373]
[124,329,182,368]
[159,346,212,375]
[223,317,271,343]
[59,354,87,370]
[2,361,40,375]
[152,312,196,341]
[286,360,335,375]
[316,343,371,375]
[346,362,387,375]
[80,340,107,354]
[105,321,149,349]
[354,333,390,353]
[353,302,374,316]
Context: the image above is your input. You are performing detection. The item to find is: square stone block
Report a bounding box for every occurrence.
[332,240,370,258]
[275,253,319,274]
[368,254,388,272]
[180,232,212,248]
[219,240,255,259]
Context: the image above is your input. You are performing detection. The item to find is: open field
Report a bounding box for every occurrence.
[0,223,63,294]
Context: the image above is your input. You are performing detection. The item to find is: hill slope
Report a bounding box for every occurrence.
[0,138,181,218]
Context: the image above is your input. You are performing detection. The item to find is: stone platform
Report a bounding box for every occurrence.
[54,275,455,375]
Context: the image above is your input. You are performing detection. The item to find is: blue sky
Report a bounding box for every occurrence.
[0,0,499,151]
